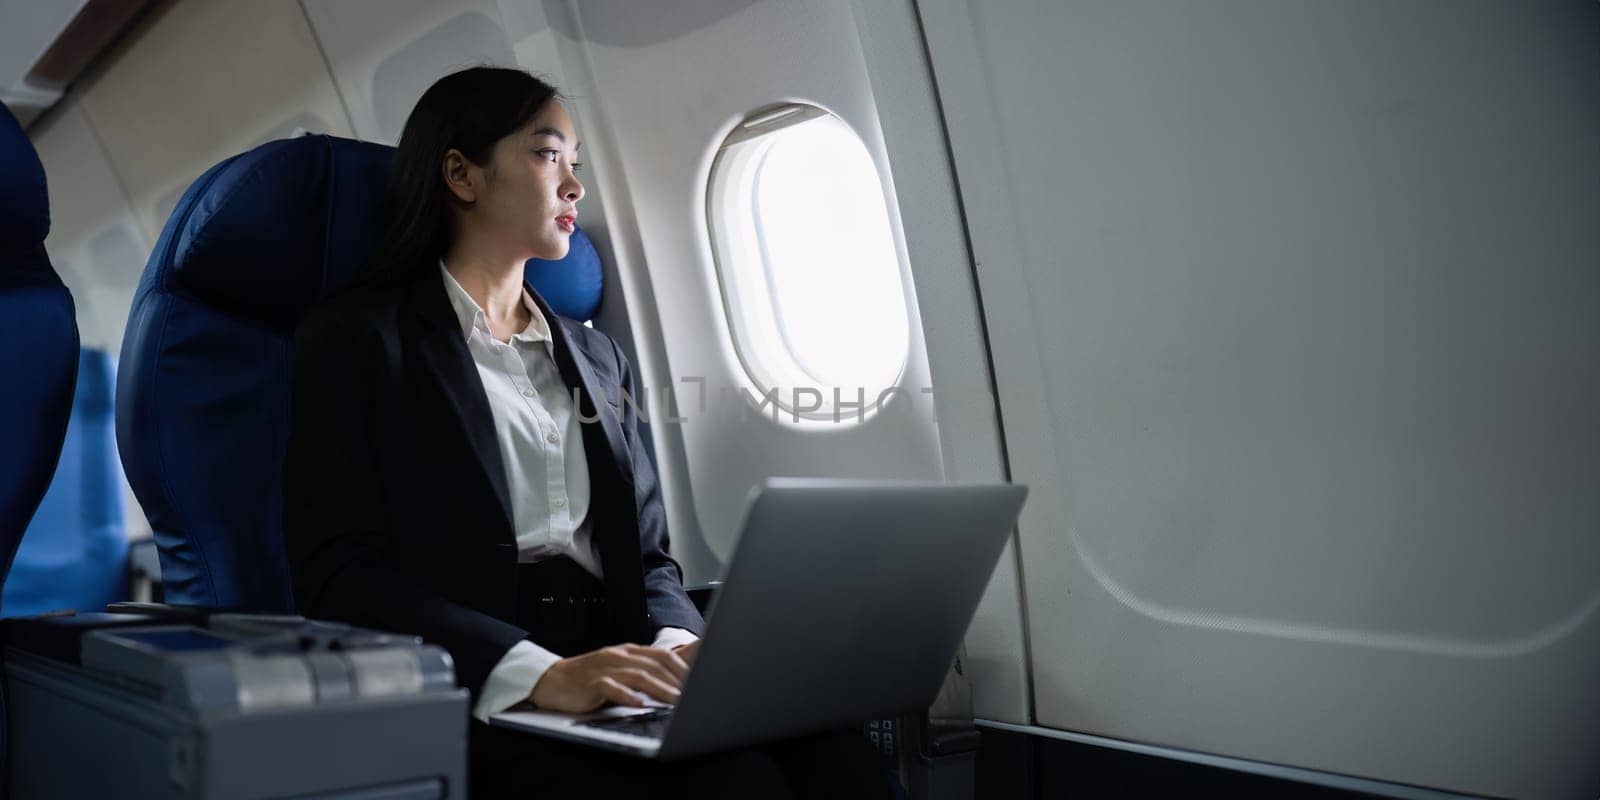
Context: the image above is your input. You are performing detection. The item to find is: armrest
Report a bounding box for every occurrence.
[124,536,164,603]
[102,601,219,622]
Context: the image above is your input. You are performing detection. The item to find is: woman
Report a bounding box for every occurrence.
[283,66,889,798]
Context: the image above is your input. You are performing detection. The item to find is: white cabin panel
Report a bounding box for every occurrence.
[76,0,353,242]
[919,1,1600,797]
[301,0,516,145]
[30,100,146,352]
[848,0,1033,725]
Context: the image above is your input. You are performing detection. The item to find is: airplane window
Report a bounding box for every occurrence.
[708,104,911,422]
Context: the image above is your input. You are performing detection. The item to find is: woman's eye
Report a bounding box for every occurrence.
[535,149,559,162]
[571,162,584,173]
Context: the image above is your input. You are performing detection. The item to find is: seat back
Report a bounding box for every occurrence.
[0,101,80,602]
[117,134,606,611]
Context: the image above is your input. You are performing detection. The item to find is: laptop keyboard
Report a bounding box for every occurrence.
[576,708,674,740]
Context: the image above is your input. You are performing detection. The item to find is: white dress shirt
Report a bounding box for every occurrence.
[438,265,697,722]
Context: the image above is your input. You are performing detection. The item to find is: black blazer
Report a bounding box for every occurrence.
[282,265,703,702]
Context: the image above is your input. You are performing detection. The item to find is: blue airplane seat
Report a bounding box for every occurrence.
[0,99,81,786]
[117,134,606,612]
[3,349,129,617]
[0,101,80,597]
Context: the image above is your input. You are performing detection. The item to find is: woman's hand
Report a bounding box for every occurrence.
[670,639,700,666]
[528,643,690,713]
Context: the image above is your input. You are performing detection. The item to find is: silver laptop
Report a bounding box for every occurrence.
[489,478,1028,762]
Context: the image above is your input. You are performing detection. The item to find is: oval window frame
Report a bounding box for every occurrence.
[704,103,913,424]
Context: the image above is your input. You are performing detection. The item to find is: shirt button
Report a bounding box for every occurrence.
[522,388,535,398]
[553,497,566,509]
[546,431,559,445]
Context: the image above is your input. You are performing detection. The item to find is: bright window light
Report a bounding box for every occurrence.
[708,105,911,422]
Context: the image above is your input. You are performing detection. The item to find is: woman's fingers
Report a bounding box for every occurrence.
[671,639,699,666]
[594,676,647,708]
[622,644,690,683]
[611,667,682,704]
[598,646,683,690]
[560,645,694,711]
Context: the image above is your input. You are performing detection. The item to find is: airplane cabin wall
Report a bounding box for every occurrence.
[24,1,1017,699]
[74,0,354,245]
[548,0,950,586]
[916,1,1600,797]
[29,102,144,356]
[527,0,1037,725]
[29,0,358,353]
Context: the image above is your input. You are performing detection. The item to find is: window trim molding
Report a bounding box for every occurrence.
[704,102,913,423]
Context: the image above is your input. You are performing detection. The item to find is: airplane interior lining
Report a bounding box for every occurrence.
[0,0,1595,798]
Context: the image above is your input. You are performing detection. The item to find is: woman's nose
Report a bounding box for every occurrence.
[563,176,584,203]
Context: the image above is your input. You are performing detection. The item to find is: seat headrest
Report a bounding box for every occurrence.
[0,102,49,247]
[165,135,392,327]
[164,133,605,325]
[527,223,604,322]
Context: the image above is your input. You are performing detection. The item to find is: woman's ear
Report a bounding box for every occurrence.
[442,148,475,204]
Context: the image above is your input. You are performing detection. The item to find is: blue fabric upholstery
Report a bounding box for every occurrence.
[3,349,128,616]
[117,134,605,611]
[0,100,79,602]
[0,102,49,248]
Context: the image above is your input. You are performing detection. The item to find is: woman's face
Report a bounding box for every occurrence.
[450,100,585,262]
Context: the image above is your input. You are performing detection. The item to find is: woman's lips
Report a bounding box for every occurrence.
[556,213,577,233]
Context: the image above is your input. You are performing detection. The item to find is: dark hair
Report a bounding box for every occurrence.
[362,67,559,283]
